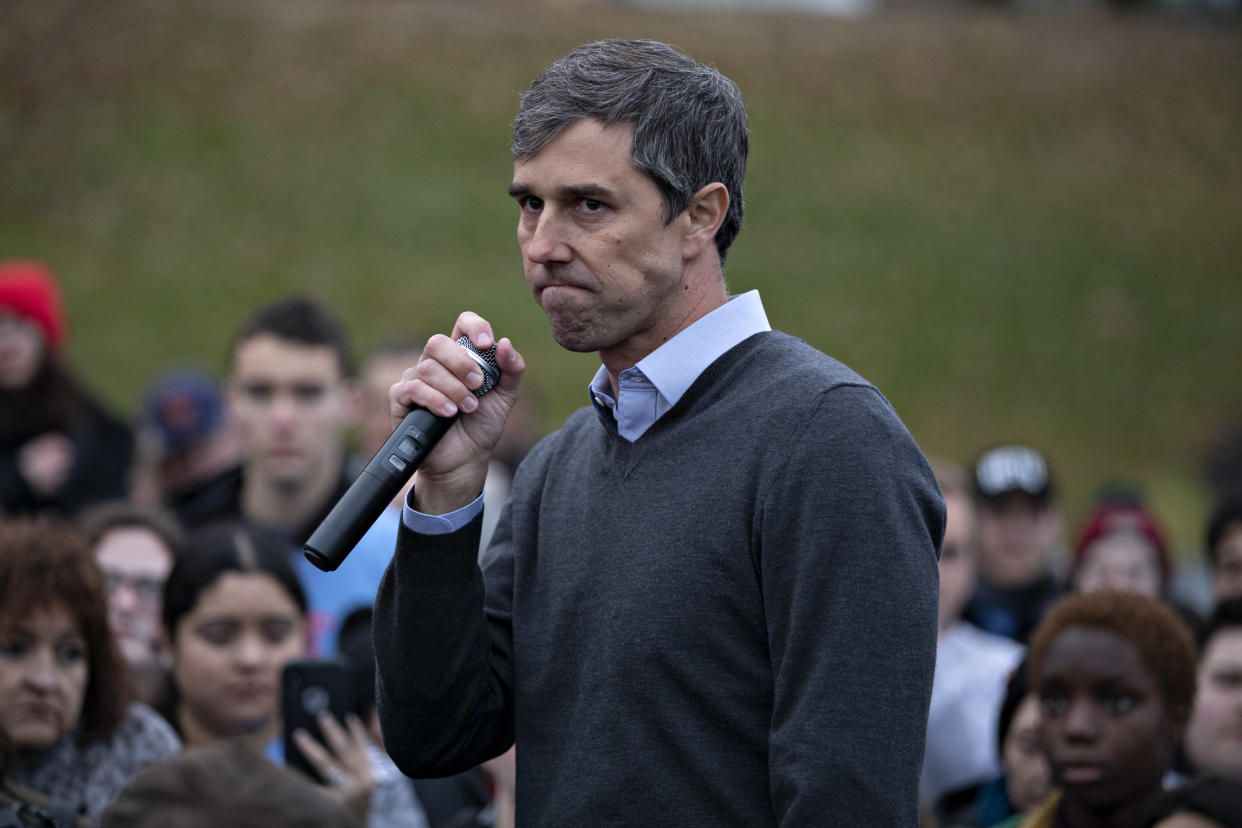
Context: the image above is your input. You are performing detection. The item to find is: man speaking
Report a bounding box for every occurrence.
[373,39,943,826]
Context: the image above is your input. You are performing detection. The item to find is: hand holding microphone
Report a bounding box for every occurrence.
[305,316,524,572]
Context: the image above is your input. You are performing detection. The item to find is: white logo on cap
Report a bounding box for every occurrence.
[977,445,1048,496]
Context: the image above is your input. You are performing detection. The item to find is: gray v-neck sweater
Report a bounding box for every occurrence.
[375,331,943,827]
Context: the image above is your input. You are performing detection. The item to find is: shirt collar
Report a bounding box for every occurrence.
[588,290,770,433]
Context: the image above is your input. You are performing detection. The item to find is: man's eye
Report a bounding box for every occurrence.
[580,198,603,212]
[292,385,325,404]
[520,196,543,212]
[242,384,274,404]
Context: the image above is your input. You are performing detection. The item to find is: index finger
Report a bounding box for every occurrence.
[450,311,496,353]
[317,711,370,775]
[291,727,338,781]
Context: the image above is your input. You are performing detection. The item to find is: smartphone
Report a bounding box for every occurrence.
[282,658,351,783]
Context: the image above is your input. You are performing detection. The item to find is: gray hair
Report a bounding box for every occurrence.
[512,39,749,264]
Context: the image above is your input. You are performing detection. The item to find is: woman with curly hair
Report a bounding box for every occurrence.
[0,517,179,819]
[1008,590,1197,828]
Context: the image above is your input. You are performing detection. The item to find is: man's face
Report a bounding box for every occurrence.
[229,335,352,493]
[95,526,174,669]
[938,492,978,631]
[976,491,1061,588]
[510,119,692,367]
[1184,628,1242,780]
[1213,524,1242,605]
[1037,626,1178,812]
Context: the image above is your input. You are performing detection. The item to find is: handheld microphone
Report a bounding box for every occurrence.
[303,336,501,572]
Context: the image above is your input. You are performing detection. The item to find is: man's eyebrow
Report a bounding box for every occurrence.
[559,183,614,199]
[507,182,616,199]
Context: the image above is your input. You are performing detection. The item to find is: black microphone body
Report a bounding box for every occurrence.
[304,337,500,572]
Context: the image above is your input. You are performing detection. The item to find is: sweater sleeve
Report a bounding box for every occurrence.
[760,384,943,827]
[373,510,516,777]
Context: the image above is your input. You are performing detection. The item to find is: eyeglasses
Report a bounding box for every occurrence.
[104,572,164,603]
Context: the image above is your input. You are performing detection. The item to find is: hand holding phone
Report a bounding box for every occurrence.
[282,659,375,820]
[282,659,350,782]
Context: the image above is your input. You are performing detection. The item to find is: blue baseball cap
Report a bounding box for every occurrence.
[141,368,224,457]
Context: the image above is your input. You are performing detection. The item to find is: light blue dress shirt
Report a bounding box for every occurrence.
[404,290,771,534]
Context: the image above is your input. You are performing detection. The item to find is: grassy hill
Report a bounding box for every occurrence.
[2,0,1240,549]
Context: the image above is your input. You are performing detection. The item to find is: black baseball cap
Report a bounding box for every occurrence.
[973,444,1054,504]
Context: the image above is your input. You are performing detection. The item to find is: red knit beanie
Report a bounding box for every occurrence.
[0,260,68,350]
[1072,501,1172,587]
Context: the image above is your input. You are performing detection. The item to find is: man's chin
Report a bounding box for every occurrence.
[262,459,312,489]
[546,321,601,354]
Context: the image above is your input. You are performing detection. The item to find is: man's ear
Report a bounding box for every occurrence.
[682,182,729,260]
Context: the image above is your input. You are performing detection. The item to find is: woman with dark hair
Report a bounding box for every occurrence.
[1014,590,1198,828]
[0,261,132,518]
[0,518,179,818]
[160,521,425,827]
[160,521,324,752]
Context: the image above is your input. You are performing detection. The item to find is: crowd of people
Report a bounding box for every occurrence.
[921,447,1242,828]
[3,34,1242,828]
[1,261,521,826]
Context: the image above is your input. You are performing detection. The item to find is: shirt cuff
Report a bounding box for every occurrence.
[401,487,484,535]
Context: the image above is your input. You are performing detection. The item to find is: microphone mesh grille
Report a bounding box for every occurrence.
[456,335,501,396]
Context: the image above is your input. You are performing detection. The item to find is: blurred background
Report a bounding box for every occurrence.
[2,0,1239,558]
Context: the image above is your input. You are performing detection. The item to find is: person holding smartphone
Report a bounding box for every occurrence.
[158,520,426,828]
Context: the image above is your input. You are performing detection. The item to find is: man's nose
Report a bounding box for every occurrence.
[525,211,572,265]
[269,393,298,427]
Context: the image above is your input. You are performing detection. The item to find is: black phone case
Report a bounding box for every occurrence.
[282,658,350,782]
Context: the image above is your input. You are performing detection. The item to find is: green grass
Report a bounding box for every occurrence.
[2,1,1240,550]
